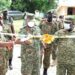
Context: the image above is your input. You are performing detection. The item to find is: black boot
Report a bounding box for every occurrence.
[9,58,13,70]
[43,68,47,75]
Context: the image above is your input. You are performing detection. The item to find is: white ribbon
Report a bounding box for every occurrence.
[0,33,75,39]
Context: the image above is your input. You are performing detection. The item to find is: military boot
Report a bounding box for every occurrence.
[43,68,47,75]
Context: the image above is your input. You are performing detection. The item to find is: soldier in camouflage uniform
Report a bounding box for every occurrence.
[55,18,75,75]
[40,11,57,75]
[57,15,64,30]
[3,11,14,70]
[52,15,64,31]
[19,13,41,75]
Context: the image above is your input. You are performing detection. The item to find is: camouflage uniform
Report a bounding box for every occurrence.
[33,17,42,65]
[0,34,8,75]
[20,25,41,75]
[52,15,64,31]
[55,29,75,75]
[40,21,57,68]
[3,10,15,69]
[3,21,13,69]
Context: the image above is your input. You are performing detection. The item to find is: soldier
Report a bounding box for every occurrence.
[8,16,15,33]
[57,15,64,30]
[19,12,41,75]
[35,10,40,18]
[3,10,14,70]
[40,11,57,75]
[34,10,42,27]
[55,18,75,75]
[5,36,13,70]
[3,10,15,33]
[7,16,15,70]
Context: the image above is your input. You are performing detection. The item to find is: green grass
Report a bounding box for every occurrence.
[13,19,23,33]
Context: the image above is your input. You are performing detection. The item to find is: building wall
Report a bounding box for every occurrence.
[57,6,67,16]
[57,0,75,16]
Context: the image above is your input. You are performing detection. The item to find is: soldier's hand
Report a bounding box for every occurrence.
[15,39,21,44]
[15,38,32,44]
[24,40,32,45]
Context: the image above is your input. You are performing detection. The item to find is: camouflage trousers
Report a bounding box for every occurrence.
[43,44,56,69]
[0,65,6,75]
[57,63,75,75]
[21,47,40,75]
[0,48,8,75]
[0,54,7,75]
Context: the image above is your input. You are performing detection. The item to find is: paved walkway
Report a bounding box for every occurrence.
[6,44,56,75]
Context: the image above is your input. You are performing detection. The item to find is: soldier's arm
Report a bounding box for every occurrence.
[0,41,13,47]
[0,39,32,48]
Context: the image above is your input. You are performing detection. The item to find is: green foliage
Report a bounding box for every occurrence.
[11,0,23,11]
[11,0,56,13]
[0,0,11,11]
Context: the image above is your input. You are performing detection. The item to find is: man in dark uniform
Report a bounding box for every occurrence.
[40,11,57,75]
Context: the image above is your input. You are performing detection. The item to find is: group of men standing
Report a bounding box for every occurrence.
[19,10,65,75]
[21,10,75,75]
[0,9,75,75]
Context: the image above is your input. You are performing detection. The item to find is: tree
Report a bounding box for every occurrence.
[0,0,11,11]
[11,0,56,13]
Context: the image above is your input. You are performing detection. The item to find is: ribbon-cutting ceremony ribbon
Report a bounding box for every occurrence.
[0,33,75,44]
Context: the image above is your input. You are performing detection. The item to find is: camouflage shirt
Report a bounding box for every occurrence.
[20,25,41,52]
[55,29,75,65]
[19,25,41,74]
[40,21,58,35]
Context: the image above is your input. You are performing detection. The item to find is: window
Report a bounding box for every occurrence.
[67,7,73,15]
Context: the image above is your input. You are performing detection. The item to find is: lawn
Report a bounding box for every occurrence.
[13,19,23,33]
